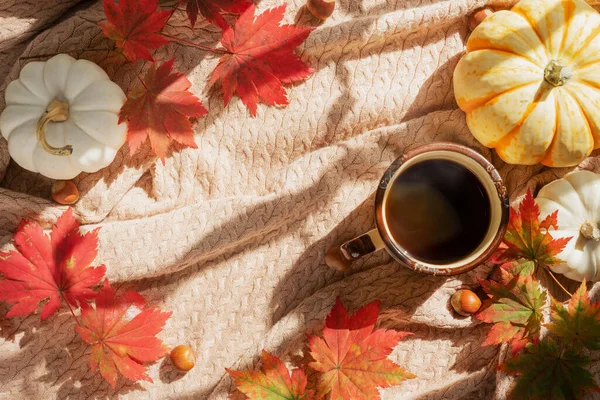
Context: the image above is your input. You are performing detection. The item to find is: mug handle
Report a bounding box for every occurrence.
[325,229,385,270]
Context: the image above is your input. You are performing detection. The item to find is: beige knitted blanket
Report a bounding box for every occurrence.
[1,0,599,398]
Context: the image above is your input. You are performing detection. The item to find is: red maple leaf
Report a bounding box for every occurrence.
[307,299,415,399]
[100,0,170,62]
[499,189,572,266]
[76,280,172,388]
[184,0,251,29]
[227,350,314,399]
[210,5,314,116]
[0,209,106,321]
[119,59,208,161]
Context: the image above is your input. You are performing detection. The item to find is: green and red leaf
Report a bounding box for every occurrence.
[500,338,600,400]
[227,350,314,400]
[490,259,536,282]
[0,209,105,321]
[76,280,171,388]
[100,0,170,62]
[307,298,415,400]
[499,189,571,266]
[546,280,600,352]
[500,259,536,278]
[476,269,546,356]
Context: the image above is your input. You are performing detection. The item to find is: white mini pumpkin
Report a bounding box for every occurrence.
[537,171,600,281]
[0,54,126,180]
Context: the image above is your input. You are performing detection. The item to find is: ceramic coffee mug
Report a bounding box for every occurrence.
[326,142,510,275]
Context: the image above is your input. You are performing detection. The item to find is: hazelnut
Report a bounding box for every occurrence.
[451,289,482,316]
[51,180,80,205]
[170,345,196,372]
[468,7,494,31]
[307,0,335,20]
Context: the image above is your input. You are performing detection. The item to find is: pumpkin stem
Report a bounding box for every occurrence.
[580,221,600,241]
[36,99,73,156]
[544,60,572,87]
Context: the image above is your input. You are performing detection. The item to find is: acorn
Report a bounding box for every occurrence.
[170,345,196,372]
[451,289,482,316]
[307,0,335,20]
[51,180,80,205]
[468,7,494,31]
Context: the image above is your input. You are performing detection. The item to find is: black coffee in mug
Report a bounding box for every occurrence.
[384,159,491,265]
[325,143,509,275]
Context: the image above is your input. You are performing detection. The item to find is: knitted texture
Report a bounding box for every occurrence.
[1,0,599,399]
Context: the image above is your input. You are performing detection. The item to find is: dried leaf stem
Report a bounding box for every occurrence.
[160,33,230,54]
[120,53,149,90]
[60,292,82,327]
[545,268,573,298]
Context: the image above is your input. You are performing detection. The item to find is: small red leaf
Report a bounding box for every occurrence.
[325,297,380,330]
[119,59,208,161]
[211,5,314,116]
[0,209,106,321]
[100,0,170,62]
[76,280,171,388]
[184,0,251,29]
[307,299,415,399]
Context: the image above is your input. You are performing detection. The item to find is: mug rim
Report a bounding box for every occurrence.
[374,142,510,276]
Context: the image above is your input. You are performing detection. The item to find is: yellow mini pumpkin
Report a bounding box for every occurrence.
[454,0,600,167]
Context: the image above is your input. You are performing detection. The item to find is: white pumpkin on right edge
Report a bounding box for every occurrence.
[536,171,600,281]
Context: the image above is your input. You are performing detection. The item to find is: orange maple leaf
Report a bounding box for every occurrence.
[76,280,171,388]
[307,299,415,399]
